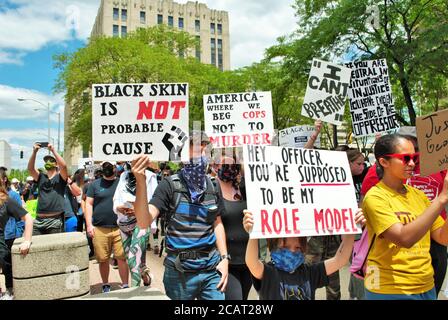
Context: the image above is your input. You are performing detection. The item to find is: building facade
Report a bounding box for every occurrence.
[91,0,230,71]
[0,140,12,170]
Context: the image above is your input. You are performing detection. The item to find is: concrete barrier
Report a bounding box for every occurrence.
[11,232,90,300]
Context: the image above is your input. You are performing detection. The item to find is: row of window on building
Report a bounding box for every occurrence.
[113,8,222,34]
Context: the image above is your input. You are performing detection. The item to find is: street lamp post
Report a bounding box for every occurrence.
[18,98,51,154]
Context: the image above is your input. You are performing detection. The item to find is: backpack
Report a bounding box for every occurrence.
[349,228,376,279]
[158,174,220,257]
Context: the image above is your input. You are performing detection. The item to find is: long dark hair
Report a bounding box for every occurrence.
[374,134,413,179]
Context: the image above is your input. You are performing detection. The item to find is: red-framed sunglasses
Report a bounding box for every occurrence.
[383,152,420,165]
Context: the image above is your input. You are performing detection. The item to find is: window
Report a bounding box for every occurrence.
[113,8,119,21]
[218,39,223,70]
[121,9,127,21]
[168,16,173,27]
[217,23,222,35]
[140,11,146,24]
[178,17,184,29]
[157,14,163,24]
[211,38,216,66]
[195,19,200,32]
[121,26,127,37]
[210,23,215,34]
[113,24,119,37]
[195,36,201,61]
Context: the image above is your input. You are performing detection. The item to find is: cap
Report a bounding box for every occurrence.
[0,166,7,171]
[190,130,210,145]
[26,176,34,182]
[43,155,57,163]
[100,161,116,167]
[11,178,19,183]
[397,126,417,138]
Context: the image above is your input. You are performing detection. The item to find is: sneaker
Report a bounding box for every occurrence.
[102,284,111,293]
[0,292,14,300]
[153,245,160,255]
[141,266,153,286]
[121,284,129,289]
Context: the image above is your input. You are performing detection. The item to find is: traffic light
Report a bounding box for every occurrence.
[20,151,24,159]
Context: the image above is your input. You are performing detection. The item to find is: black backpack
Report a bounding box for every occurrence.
[158,173,220,257]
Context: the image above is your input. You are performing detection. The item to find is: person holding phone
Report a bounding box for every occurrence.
[27,142,68,234]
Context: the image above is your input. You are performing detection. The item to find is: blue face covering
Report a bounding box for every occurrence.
[116,165,124,172]
[181,156,208,203]
[270,248,305,273]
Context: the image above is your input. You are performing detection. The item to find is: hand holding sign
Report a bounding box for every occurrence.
[131,155,151,181]
[243,209,254,234]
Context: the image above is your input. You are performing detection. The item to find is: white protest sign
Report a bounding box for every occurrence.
[92,83,189,162]
[302,59,351,126]
[346,59,400,137]
[279,125,321,148]
[243,145,361,239]
[203,92,274,148]
[78,157,93,169]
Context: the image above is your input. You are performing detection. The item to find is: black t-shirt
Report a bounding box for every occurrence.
[36,172,67,214]
[252,262,329,300]
[0,198,28,235]
[353,165,369,203]
[86,178,119,228]
[221,198,248,265]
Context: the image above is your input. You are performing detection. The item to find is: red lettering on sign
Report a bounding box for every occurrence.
[137,100,186,120]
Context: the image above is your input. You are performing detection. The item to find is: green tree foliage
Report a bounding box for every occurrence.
[54,25,247,150]
[267,0,448,126]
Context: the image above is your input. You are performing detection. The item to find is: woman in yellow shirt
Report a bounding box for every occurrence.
[362,134,448,300]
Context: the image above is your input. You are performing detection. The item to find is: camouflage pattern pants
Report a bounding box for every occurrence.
[305,235,341,300]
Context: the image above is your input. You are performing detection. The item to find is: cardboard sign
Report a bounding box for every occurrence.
[243,145,361,239]
[92,83,189,162]
[301,59,351,126]
[279,125,321,148]
[346,59,400,137]
[203,92,274,148]
[416,109,448,176]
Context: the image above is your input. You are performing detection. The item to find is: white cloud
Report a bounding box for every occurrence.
[0,0,297,68]
[0,84,64,120]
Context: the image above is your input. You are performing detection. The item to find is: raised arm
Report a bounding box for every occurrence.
[324,208,365,275]
[48,144,68,181]
[132,155,160,229]
[27,143,40,181]
[304,120,322,149]
[243,209,264,280]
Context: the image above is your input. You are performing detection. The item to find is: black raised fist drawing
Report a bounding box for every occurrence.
[162,126,188,161]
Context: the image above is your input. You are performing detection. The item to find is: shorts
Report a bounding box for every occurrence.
[92,226,125,262]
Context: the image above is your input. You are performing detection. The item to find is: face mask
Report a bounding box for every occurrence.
[218,164,240,183]
[181,156,208,203]
[44,161,57,171]
[270,248,305,273]
[102,167,115,178]
[116,165,124,172]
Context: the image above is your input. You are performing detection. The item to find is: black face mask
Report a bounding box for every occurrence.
[102,167,115,178]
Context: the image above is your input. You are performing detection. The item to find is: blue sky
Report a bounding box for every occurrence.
[0,0,297,172]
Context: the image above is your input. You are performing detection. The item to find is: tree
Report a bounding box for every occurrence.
[267,0,448,125]
[54,26,247,150]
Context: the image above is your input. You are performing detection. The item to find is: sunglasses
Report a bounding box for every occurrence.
[383,152,419,165]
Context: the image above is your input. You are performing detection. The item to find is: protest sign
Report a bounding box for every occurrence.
[243,145,361,239]
[416,109,448,176]
[301,59,351,126]
[92,83,189,162]
[279,125,321,148]
[203,91,274,148]
[346,59,400,137]
[78,157,93,169]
